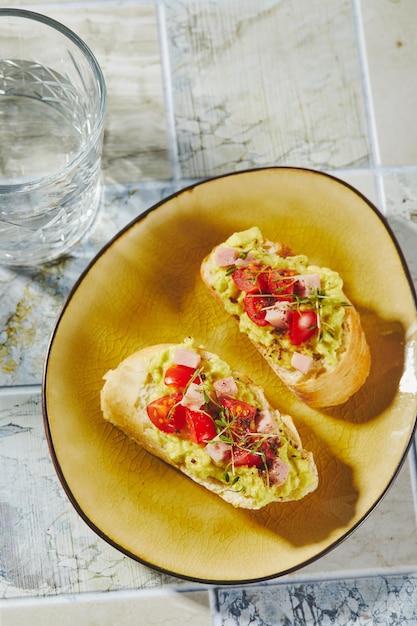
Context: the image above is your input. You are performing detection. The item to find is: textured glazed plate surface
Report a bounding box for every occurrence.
[43,168,417,584]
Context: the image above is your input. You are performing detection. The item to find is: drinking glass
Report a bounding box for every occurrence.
[0,9,107,266]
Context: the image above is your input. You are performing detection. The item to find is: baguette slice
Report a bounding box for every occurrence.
[200,227,371,407]
[100,341,318,510]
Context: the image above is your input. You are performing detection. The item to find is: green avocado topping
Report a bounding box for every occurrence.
[210,227,348,371]
[144,339,317,508]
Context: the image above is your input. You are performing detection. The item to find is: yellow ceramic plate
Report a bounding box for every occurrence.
[43,168,417,584]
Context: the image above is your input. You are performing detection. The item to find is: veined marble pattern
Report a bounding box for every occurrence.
[214,574,417,625]
[165,0,370,177]
[382,170,417,291]
[0,391,182,598]
[16,3,171,184]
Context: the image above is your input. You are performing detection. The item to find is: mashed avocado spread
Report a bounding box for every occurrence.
[144,338,317,508]
[211,227,347,371]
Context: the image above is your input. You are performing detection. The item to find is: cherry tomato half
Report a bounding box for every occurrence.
[266,269,296,300]
[243,293,276,326]
[232,264,266,293]
[232,437,276,468]
[185,408,217,444]
[164,364,200,389]
[221,397,258,433]
[146,393,186,433]
[290,309,318,345]
[232,446,263,468]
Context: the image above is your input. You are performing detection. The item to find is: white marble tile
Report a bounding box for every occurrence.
[382,169,417,290]
[383,169,417,222]
[360,0,417,167]
[0,390,184,598]
[3,3,171,183]
[0,589,212,626]
[165,0,370,177]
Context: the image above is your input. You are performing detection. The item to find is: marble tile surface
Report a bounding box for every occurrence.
[165,0,370,177]
[214,574,417,625]
[1,589,212,626]
[0,390,182,598]
[382,169,417,294]
[360,0,417,167]
[7,2,171,183]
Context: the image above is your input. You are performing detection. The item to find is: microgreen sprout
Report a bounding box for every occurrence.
[160,356,282,492]
[256,284,350,343]
[206,403,279,488]
[222,471,241,488]
[225,265,237,276]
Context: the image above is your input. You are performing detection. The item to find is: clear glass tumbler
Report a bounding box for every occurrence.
[0,9,107,266]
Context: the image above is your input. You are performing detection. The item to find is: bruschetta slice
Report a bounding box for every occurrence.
[100,339,318,509]
[200,227,371,407]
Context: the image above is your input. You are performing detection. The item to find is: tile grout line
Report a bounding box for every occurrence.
[351,0,386,214]
[156,0,182,182]
[351,0,381,169]
[408,440,417,525]
[30,0,181,183]
[0,384,42,397]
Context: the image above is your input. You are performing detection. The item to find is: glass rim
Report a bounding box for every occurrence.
[0,8,107,193]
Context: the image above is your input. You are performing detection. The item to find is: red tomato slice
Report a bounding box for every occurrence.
[290,309,318,345]
[232,264,266,293]
[266,269,296,300]
[235,437,277,467]
[232,446,263,468]
[221,397,257,433]
[185,408,217,444]
[254,267,271,293]
[146,393,186,433]
[164,364,200,389]
[243,293,276,326]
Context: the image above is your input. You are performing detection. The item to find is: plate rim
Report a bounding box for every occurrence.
[41,166,417,584]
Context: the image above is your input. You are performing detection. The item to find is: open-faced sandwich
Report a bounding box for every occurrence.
[201,227,371,407]
[100,338,318,510]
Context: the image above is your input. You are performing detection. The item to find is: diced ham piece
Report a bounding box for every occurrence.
[213,376,238,398]
[215,246,239,267]
[205,441,231,464]
[264,303,292,329]
[180,382,204,410]
[297,273,321,296]
[255,409,278,434]
[291,351,313,375]
[173,348,201,369]
[268,458,289,486]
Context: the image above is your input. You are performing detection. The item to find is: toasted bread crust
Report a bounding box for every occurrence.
[100,344,318,509]
[201,239,371,407]
[259,305,371,406]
